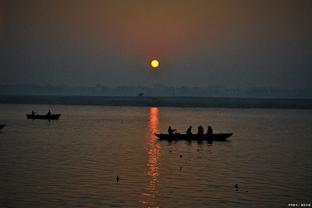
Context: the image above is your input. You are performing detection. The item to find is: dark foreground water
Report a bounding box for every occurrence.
[0,104,311,207]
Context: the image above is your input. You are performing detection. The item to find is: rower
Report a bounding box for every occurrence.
[186,126,192,136]
[168,126,176,136]
[31,110,36,116]
[47,109,51,116]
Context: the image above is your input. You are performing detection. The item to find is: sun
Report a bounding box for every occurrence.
[150,59,159,68]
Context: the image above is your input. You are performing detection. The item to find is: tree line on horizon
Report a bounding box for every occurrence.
[0,84,311,98]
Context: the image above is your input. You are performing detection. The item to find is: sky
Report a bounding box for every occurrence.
[0,0,312,89]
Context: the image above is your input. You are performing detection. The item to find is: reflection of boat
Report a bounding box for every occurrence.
[0,124,6,130]
[155,133,233,141]
[26,114,61,120]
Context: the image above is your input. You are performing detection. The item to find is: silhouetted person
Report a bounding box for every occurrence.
[168,126,176,136]
[31,110,36,116]
[186,126,192,136]
[197,125,204,135]
[47,110,51,116]
[207,126,213,137]
[116,176,119,182]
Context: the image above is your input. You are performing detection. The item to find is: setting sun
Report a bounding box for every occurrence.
[150,59,159,68]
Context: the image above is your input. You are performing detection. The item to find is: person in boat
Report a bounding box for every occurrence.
[186,126,192,136]
[31,110,36,116]
[47,109,51,116]
[207,126,213,137]
[168,126,177,136]
[197,125,204,135]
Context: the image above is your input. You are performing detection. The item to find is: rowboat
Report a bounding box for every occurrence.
[26,114,61,120]
[155,133,233,141]
[0,124,5,130]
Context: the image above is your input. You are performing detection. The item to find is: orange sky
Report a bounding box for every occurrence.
[1,0,312,88]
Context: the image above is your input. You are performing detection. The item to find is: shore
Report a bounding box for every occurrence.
[0,96,312,109]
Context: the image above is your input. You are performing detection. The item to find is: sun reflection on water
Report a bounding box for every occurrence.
[141,107,161,208]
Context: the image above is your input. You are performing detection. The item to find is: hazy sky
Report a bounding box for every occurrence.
[0,0,312,89]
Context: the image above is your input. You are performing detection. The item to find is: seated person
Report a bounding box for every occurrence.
[168,126,176,136]
[197,125,204,135]
[207,126,213,137]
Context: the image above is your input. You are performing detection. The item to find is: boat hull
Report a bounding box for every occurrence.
[26,114,61,120]
[155,133,233,141]
[0,124,5,130]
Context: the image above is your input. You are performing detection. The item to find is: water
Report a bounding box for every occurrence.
[0,104,311,207]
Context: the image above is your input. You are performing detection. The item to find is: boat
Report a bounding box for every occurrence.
[26,114,61,120]
[155,133,233,141]
[0,124,5,130]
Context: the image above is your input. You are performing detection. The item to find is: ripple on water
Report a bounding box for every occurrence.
[0,105,311,207]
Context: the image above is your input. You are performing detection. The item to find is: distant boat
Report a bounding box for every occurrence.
[26,114,61,120]
[0,124,6,130]
[155,133,233,141]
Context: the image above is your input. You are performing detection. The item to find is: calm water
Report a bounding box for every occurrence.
[0,104,311,207]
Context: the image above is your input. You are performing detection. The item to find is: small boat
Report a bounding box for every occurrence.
[155,133,233,141]
[26,114,61,120]
[0,124,6,130]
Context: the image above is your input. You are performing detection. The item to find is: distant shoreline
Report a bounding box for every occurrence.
[0,95,312,109]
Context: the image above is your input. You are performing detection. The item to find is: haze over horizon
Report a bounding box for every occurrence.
[1,0,312,92]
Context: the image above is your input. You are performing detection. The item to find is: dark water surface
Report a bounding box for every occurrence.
[0,104,311,207]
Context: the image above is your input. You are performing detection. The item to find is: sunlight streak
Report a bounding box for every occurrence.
[141,107,161,208]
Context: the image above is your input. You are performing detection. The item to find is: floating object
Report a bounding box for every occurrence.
[0,124,6,130]
[155,133,233,141]
[26,114,61,120]
[235,184,238,191]
[116,176,119,182]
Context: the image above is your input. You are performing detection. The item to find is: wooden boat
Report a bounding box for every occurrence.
[26,114,61,120]
[155,133,233,141]
[0,124,6,130]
